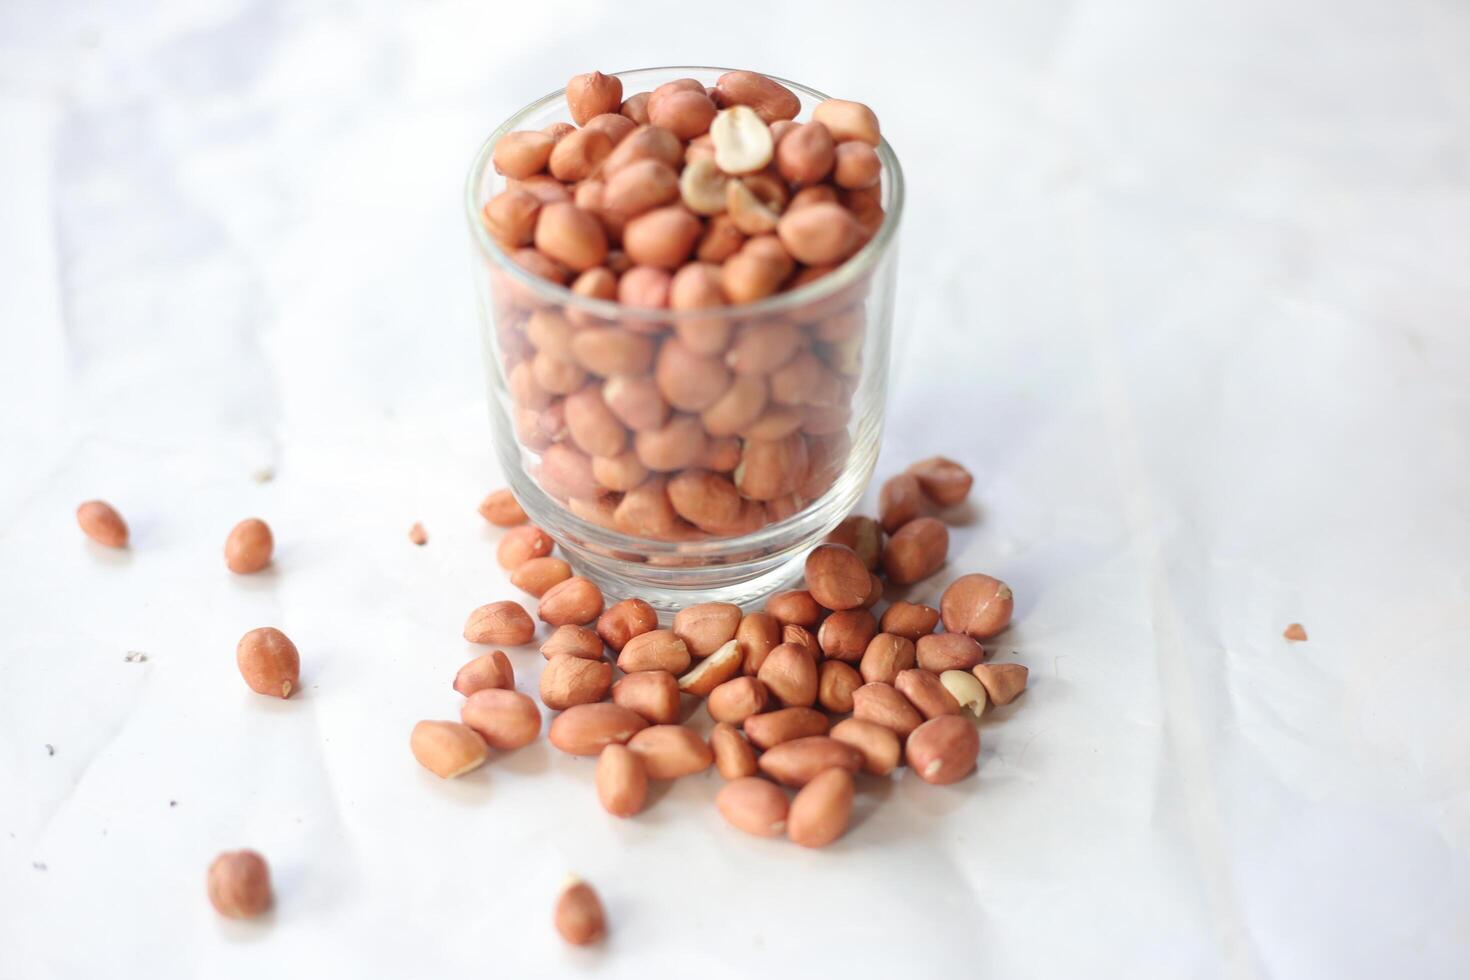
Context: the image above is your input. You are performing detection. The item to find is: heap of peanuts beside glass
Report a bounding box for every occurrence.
[479,69,889,540]
[413,455,1026,926]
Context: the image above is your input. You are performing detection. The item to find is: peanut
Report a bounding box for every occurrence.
[601,125,683,177]
[775,122,835,186]
[716,777,789,837]
[617,629,692,674]
[410,720,487,778]
[941,573,1014,639]
[971,662,1028,705]
[626,724,712,779]
[833,140,881,190]
[805,543,870,611]
[787,767,853,848]
[825,515,882,570]
[534,201,607,271]
[540,653,613,709]
[483,189,541,247]
[757,736,861,788]
[537,575,604,627]
[453,650,515,696]
[591,451,648,491]
[714,71,800,124]
[655,337,733,412]
[510,555,573,597]
[584,112,636,145]
[907,455,973,506]
[207,850,272,919]
[623,205,702,269]
[611,669,681,725]
[940,670,988,716]
[464,600,536,645]
[493,131,554,178]
[553,877,605,946]
[542,121,575,143]
[620,92,651,125]
[895,668,962,720]
[915,632,985,673]
[614,477,681,538]
[407,522,427,545]
[776,202,864,266]
[782,623,818,659]
[765,589,823,628]
[564,385,626,458]
[669,602,742,657]
[710,105,773,174]
[726,176,782,235]
[859,633,916,685]
[602,373,669,428]
[497,524,554,569]
[678,156,729,215]
[596,597,658,652]
[811,99,881,146]
[76,499,128,548]
[548,702,649,756]
[851,681,923,737]
[596,743,648,817]
[602,158,679,217]
[817,660,862,714]
[224,518,273,574]
[734,432,807,501]
[906,714,979,785]
[236,627,300,699]
[677,638,743,695]
[696,213,745,262]
[634,414,708,472]
[701,374,768,436]
[881,516,949,584]
[756,643,818,708]
[461,688,542,749]
[737,612,783,675]
[710,722,759,779]
[829,717,901,776]
[879,601,940,640]
[566,71,623,126]
[726,320,801,375]
[540,624,604,660]
[572,329,656,377]
[879,472,924,532]
[743,706,829,750]
[648,87,717,140]
[478,488,527,526]
[707,675,769,724]
[817,609,878,662]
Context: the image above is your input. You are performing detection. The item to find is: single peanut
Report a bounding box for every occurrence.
[817,609,878,662]
[602,157,679,217]
[236,627,300,699]
[540,623,604,660]
[584,111,636,145]
[696,213,746,262]
[940,669,988,716]
[941,573,1014,639]
[817,660,863,714]
[895,668,962,720]
[611,669,681,725]
[668,602,741,657]
[596,597,658,652]
[882,517,949,585]
[710,722,759,779]
[811,99,881,146]
[548,702,649,756]
[540,654,613,710]
[497,524,554,569]
[566,71,623,126]
[787,767,853,848]
[656,336,733,412]
[765,589,823,628]
[776,202,864,266]
[648,87,717,140]
[410,720,488,778]
[879,472,924,532]
[592,451,648,491]
[572,329,656,378]
[677,638,744,696]
[464,600,536,645]
[534,202,607,271]
[478,488,527,526]
[775,121,836,186]
[207,850,272,919]
[76,499,128,548]
[916,632,985,672]
[714,71,800,123]
[757,643,818,708]
[510,556,573,597]
[564,385,627,458]
[833,140,881,190]
[733,432,807,501]
[880,601,940,640]
[709,105,773,174]
[537,576,605,627]
[782,623,818,659]
[852,681,924,737]
[614,477,681,538]
[602,124,683,177]
[757,736,862,788]
[626,724,712,779]
[716,777,789,837]
[829,718,900,776]
[805,543,870,611]
[493,130,554,178]
[702,374,768,437]
[482,189,541,247]
[736,612,782,675]
[743,706,829,750]
[453,650,515,696]
[224,518,273,574]
[620,92,651,125]
[726,319,801,375]
[678,156,729,215]
[905,455,973,506]
[617,629,692,674]
[461,688,542,749]
[622,204,702,269]
[971,662,1028,705]
[596,743,648,817]
[602,374,669,430]
[634,414,708,472]
[553,877,606,946]
[859,633,916,685]
[906,714,979,785]
[825,515,882,570]
[707,675,769,724]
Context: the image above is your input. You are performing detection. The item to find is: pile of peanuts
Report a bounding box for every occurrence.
[479,69,889,543]
[413,454,1028,941]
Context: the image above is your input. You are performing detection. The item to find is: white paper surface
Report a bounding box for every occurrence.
[2,1,1468,977]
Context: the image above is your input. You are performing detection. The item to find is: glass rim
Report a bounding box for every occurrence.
[463,65,906,322]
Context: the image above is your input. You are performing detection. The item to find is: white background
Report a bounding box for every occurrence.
[2,1,1468,977]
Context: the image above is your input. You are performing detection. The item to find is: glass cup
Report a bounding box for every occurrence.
[465,67,903,612]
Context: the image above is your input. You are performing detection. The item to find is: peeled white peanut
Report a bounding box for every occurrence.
[679,156,730,216]
[710,105,774,175]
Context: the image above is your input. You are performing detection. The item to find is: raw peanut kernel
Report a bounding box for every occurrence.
[602,158,679,217]
[907,455,974,506]
[611,669,681,725]
[710,106,774,174]
[461,688,542,749]
[498,524,554,569]
[679,157,729,215]
[860,633,916,685]
[765,589,823,628]
[541,624,604,660]
[510,556,573,598]
[584,112,636,145]
[1284,623,1308,642]
[678,638,744,696]
[971,662,1029,706]
[708,676,769,724]
[812,99,881,146]
[737,612,783,675]
[743,706,829,750]
[649,87,718,140]
[627,725,713,779]
[833,140,881,190]
[236,627,300,699]
[710,722,759,779]
[410,720,488,778]
[818,609,878,662]
[492,131,554,179]
[620,92,650,124]
[672,602,743,657]
[776,203,864,266]
[852,682,924,737]
[596,744,648,817]
[554,877,606,946]
[408,522,427,545]
[941,573,1015,639]
[788,767,854,849]
[880,601,940,640]
[207,850,272,919]
[77,500,128,548]
[879,472,924,532]
[617,629,692,674]
[805,543,871,611]
[225,518,274,574]
[757,736,862,788]
[714,71,800,124]
[540,654,613,710]
[882,517,949,585]
[566,71,623,126]
[775,121,836,186]
[464,600,536,646]
[825,515,883,570]
[817,660,863,714]
[782,623,818,659]
[623,205,702,269]
[896,668,963,720]
[906,715,980,785]
[829,717,901,776]
[602,125,683,177]
[941,670,988,717]
[548,703,649,756]
[538,576,605,627]
[916,632,985,673]
[716,777,790,837]
[534,201,607,271]
[453,650,515,696]
[597,597,659,652]
[757,643,819,708]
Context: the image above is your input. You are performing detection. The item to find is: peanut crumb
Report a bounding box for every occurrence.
[408,522,428,545]
[1283,623,1307,642]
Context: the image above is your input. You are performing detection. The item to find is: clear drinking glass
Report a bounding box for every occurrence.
[465,67,904,612]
